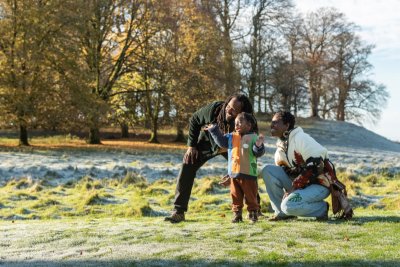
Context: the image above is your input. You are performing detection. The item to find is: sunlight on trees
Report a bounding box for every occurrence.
[0,1,388,144]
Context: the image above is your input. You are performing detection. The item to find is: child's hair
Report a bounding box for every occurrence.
[236,112,258,133]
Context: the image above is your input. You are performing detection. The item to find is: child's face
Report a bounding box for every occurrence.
[235,116,252,134]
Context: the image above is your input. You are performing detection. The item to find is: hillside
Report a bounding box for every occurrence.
[295,118,400,152]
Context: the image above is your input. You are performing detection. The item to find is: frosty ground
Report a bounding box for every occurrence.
[0,119,399,266]
[1,119,399,185]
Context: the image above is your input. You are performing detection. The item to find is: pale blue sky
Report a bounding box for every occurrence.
[294,0,400,142]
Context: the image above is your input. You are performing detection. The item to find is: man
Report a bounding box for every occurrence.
[165,94,260,223]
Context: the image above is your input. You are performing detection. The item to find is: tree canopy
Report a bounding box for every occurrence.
[0,0,388,145]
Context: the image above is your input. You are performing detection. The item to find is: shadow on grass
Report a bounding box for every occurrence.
[322,215,400,225]
[1,259,400,267]
[348,215,400,224]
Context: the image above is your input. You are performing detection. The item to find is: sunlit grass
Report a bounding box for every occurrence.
[0,134,187,154]
[0,172,399,221]
[0,134,84,146]
[0,172,399,265]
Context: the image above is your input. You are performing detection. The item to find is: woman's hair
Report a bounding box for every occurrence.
[215,94,258,133]
[275,111,295,130]
[236,112,258,133]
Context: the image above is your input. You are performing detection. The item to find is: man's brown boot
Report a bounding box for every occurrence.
[164,211,185,223]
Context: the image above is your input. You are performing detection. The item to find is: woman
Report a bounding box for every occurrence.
[262,111,331,221]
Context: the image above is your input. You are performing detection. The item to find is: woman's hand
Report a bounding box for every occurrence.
[292,169,313,189]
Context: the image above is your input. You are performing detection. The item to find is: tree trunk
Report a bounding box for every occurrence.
[162,96,171,124]
[88,127,101,144]
[337,96,346,121]
[174,126,186,143]
[148,115,159,143]
[309,75,320,117]
[310,88,319,117]
[336,64,346,121]
[120,123,129,138]
[148,132,159,143]
[19,124,29,146]
[222,23,236,95]
[224,44,235,95]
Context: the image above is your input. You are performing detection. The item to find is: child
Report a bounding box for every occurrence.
[206,112,265,223]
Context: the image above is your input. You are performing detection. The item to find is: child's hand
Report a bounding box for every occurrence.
[218,174,231,187]
[203,124,215,131]
[255,134,264,147]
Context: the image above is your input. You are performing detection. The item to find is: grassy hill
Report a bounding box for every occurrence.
[296,118,400,152]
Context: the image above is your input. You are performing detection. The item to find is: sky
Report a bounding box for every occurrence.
[294,0,400,142]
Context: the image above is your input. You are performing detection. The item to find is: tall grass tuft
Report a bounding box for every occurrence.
[82,191,102,206]
[122,171,147,188]
[31,199,60,209]
[195,178,220,195]
[30,183,44,193]
[77,176,103,191]
[13,177,34,189]
[124,194,152,217]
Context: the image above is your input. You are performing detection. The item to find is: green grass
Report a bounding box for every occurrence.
[0,134,84,146]
[0,211,399,266]
[0,173,399,266]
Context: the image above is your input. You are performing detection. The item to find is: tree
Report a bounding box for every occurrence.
[74,0,151,144]
[168,0,225,141]
[279,14,308,115]
[244,0,293,109]
[0,0,81,145]
[332,31,387,121]
[108,76,144,138]
[210,0,243,95]
[298,8,347,117]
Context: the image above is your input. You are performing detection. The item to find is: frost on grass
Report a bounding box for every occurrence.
[1,214,400,265]
[0,141,399,186]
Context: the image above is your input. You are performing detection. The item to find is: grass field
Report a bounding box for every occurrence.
[1,210,399,266]
[0,166,399,266]
[0,130,399,266]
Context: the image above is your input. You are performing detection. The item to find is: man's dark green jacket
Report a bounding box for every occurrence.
[187,101,234,154]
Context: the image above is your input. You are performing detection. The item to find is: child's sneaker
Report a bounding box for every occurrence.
[231,211,243,223]
[257,209,265,218]
[248,210,258,223]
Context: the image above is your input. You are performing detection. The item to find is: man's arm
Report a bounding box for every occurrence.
[184,102,222,164]
[187,102,222,147]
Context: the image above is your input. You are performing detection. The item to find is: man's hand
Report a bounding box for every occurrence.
[183,147,199,164]
[255,134,264,147]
